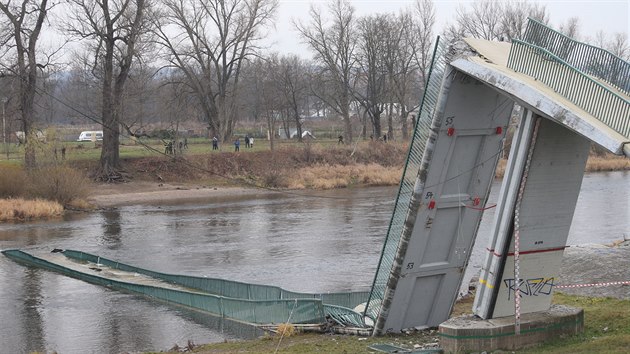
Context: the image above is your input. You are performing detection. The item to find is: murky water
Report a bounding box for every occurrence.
[1,172,628,353]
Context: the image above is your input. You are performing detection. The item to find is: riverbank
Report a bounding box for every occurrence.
[1,144,629,214]
[152,241,630,354]
[88,182,275,208]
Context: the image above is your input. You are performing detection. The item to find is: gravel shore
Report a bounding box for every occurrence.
[88,181,270,207]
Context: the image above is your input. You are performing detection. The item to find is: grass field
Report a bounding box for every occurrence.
[148,293,630,354]
[0,138,351,163]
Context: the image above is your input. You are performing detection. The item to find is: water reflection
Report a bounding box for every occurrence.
[101,210,122,249]
[21,268,46,353]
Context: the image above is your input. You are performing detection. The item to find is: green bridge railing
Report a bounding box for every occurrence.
[522,18,630,96]
[508,39,630,138]
[2,249,370,328]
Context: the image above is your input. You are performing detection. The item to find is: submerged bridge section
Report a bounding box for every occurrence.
[367,19,629,334]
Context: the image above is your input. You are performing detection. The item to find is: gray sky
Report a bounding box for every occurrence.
[267,0,630,57]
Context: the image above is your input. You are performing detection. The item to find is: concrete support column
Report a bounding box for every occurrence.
[474,114,591,319]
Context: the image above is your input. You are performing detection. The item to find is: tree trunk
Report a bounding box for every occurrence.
[400,106,409,140]
[21,80,37,169]
[387,102,394,141]
[341,92,353,144]
[294,103,303,142]
[361,110,368,139]
[99,42,120,180]
[267,114,275,151]
[372,110,382,138]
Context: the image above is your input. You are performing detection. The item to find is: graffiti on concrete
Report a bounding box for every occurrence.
[504,277,555,300]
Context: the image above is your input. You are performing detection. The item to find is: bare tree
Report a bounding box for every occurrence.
[448,0,548,43]
[499,0,548,41]
[155,0,278,143]
[609,33,630,60]
[65,0,152,180]
[389,0,435,139]
[296,0,357,144]
[274,55,309,141]
[249,55,281,150]
[354,13,389,139]
[595,31,629,61]
[413,0,435,88]
[454,0,503,41]
[0,0,53,168]
[558,17,580,40]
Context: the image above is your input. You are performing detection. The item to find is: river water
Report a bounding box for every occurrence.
[1,171,628,353]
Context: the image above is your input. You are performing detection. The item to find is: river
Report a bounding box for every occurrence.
[1,171,628,353]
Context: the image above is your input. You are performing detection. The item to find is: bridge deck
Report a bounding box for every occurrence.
[459,38,629,156]
[36,251,194,292]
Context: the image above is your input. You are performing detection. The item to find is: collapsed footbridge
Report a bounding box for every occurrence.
[3,19,628,337]
[365,18,629,334]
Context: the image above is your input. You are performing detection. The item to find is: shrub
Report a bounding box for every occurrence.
[27,166,91,205]
[0,165,27,198]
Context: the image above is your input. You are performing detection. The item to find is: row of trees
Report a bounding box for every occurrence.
[0,0,628,179]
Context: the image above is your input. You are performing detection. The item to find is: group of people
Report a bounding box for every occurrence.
[164,137,188,155]
[234,135,254,152]
[212,135,254,152]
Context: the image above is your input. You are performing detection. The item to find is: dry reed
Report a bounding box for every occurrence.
[0,198,63,222]
[495,155,630,179]
[586,155,630,172]
[275,323,296,337]
[287,163,403,189]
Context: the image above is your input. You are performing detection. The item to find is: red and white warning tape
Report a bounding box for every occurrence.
[555,280,630,289]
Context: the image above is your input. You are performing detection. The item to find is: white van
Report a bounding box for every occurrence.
[77,131,103,142]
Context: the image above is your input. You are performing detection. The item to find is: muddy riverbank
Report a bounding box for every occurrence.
[88,181,271,208]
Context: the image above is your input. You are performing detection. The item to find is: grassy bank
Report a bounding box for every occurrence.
[150,293,630,354]
[65,140,630,186]
[89,141,409,189]
[2,139,629,189]
[1,140,628,220]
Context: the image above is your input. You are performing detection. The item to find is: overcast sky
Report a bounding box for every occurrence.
[267,0,630,58]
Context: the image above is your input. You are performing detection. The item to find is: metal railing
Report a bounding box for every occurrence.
[523,18,630,96]
[324,304,367,328]
[508,39,630,138]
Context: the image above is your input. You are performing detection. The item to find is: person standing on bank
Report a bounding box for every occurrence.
[234,137,240,152]
[212,136,219,150]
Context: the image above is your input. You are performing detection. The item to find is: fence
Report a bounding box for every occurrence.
[508,39,630,138]
[523,17,630,96]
